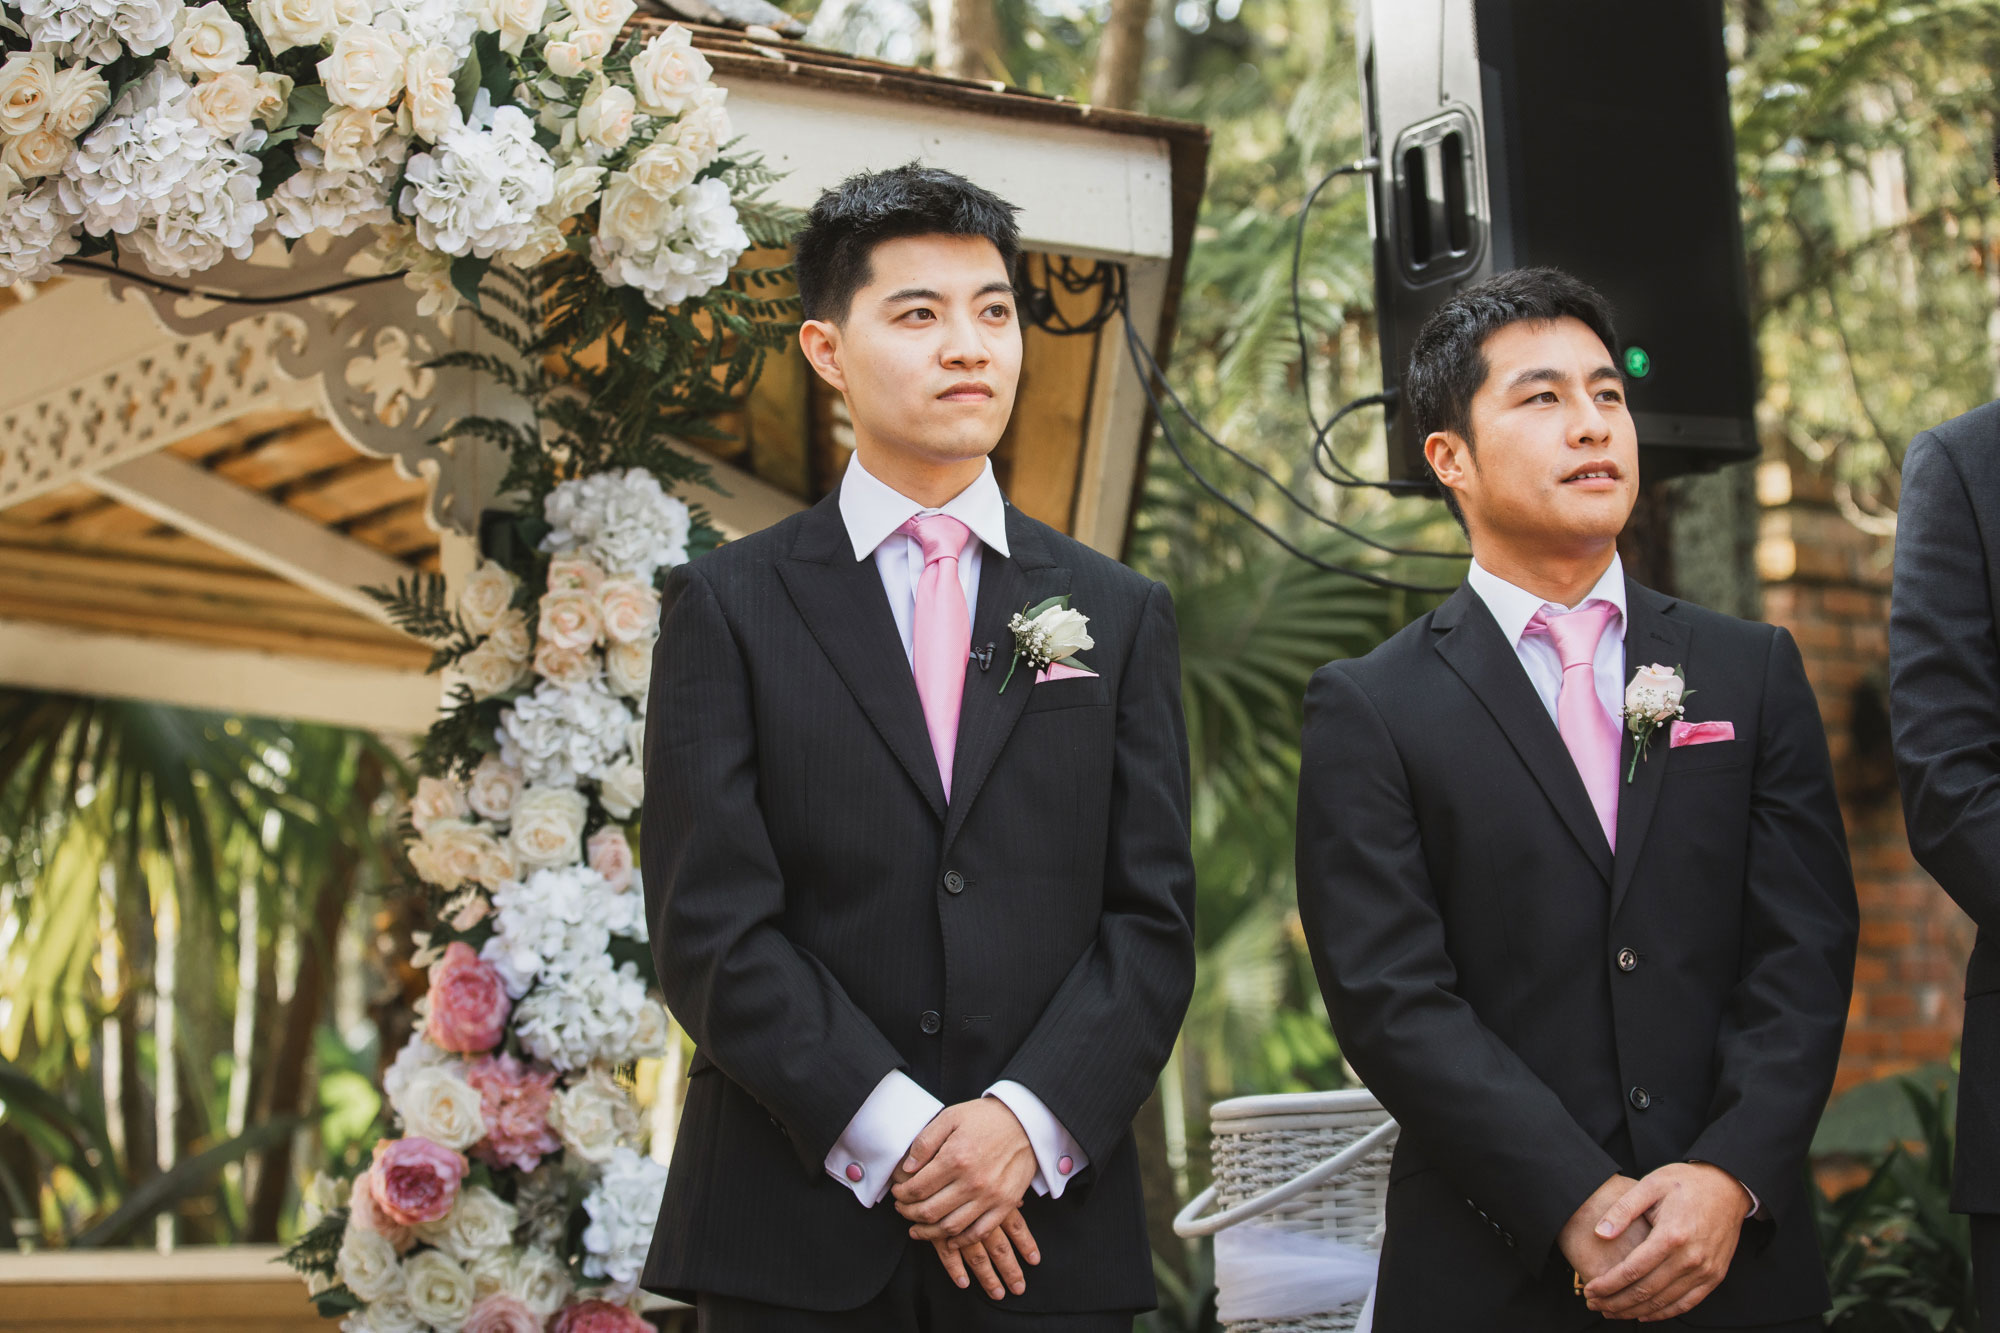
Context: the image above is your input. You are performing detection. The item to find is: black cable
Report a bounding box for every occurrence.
[58,258,403,304]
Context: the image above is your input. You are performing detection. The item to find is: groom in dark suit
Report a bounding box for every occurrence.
[639,165,1196,1330]
[1297,268,1856,1329]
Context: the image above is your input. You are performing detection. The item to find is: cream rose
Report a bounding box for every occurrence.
[628,23,710,116]
[605,637,651,698]
[596,172,671,248]
[0,51,54,137]
[394,1066,487,1150]
[253,70,294,127]
[490,0,547,54]
[357,1292,424,1333]
[416,1183,519,1263]
[315,104,395,171]
[563,0,634,37]
[545,555,604,593]
[596,578,659,644]
[624,138,697,200]
[456,560,519,638]
[409,819,511,891]
[43,63,111,139]
[487,608,532,661]
[538,587,603,652]
[170,3,251,76]
[585,825,634,891]
[541,37,588,77]
[577,80,634,153]
[403,42,460,142]
[597,755,644,820]
[533,638,599,689]
[2,130,71,181]
[545,161,603,220]
[337,1224,404,1302]
[547,1067,637,1164]
[402,1249,475,1328]
[334,0,374,23]
[250,0,339,55]
[189,66,261,138]
[671,82,730,165]
[506,1248,572,1317]
[467,753,525,823]
[319,23,406,111]
[411,775,470,833]
[458,638,532,700]
[509,785,588,871]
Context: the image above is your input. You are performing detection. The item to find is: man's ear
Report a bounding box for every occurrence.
[799,319,846,394]
[1424,429,1474,497]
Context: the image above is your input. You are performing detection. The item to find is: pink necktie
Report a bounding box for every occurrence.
[1525,601,1621,850]
[900,514,972,801]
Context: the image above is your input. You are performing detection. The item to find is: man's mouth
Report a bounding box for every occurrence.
[938,382,994,402]
[1562,462,1621,484]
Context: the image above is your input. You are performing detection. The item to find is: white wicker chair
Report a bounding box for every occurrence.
[1173,1090,1399,1333]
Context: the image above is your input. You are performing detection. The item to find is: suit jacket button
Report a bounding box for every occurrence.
[1629,1085,1652,1110]
[1617,948,1638,972]
[943,870,965,895]
[920,1010,942,1035]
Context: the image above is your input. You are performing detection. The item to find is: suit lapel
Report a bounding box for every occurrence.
[1433,586,1613,883]
[942,508,1069,850]
[1610,581,1691,917]
[776,494,947,820]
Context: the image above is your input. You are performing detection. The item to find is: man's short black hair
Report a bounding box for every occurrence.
[1404,266,1621,525]
[793,163,1022,323]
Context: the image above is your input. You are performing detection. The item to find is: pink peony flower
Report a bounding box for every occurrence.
[465,1294,545,1333]
[464,1052,562,1172]
[368,1136,468,1227]
[586,826,635,892]
[552,1300,651,1333]
[426,941,511,1053]
[346,1170,414,1252]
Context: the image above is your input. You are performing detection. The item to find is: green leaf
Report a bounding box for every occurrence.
[1023,594,1071,619]
[256,144,304,200]
[451,255,492,311]
[277,83,330,131]
[453,39,483,118]
[69,1117,298,1247]
[474,30,515,109]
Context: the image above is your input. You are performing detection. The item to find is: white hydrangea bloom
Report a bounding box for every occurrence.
[16,0,184,63]
[123,131,267,276]
[495,675,632,788]
[399,102,556,259]
[588,174,747,312]
[478,864,615,998]
[269,133,410,238]
[0,182,80,285]
[512,955,656,1070]
[372,0,481,66]
[580,1144,668,1292]
[540,468,691,586]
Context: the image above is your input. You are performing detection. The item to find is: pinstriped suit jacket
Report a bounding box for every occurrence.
[639,486,1197,1313]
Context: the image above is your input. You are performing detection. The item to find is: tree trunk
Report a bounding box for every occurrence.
[245,752,382,1242]
[933,0,1003,82]
[1090,0,1151,110]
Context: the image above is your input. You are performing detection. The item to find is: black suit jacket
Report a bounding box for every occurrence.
[1296,580,1856,1330]
[638,488,1197,1312]
[1891,404,2000,1213]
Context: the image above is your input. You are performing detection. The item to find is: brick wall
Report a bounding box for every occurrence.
[1757,452,1974,1095]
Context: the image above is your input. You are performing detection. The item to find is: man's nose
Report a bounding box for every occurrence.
[939,313,991,368]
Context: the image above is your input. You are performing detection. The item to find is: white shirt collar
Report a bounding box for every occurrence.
[1466,551,1628,648]
[838,452,1011,562]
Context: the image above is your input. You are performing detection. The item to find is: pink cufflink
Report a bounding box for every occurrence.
[845,1163,864,1182]
[1057,1156,1073,1176]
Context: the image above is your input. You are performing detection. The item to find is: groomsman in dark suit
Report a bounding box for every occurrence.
[1296,267,1857,1329]
[1891,399,2000,1327]
[639,164,1197,1330]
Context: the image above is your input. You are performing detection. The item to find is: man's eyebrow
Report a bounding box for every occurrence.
[1503,366,1570,392]
[976,281,1017,299]
[881,287,944,305]
[1586,363,1623,383]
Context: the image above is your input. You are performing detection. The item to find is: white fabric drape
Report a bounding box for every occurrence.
[1214,1226,1380,1328]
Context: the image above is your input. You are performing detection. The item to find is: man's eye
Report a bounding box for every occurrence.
[905,309,935,322]
[1599,389,1625,404]
[1531,390,1558,404]
[986,304,1012,319]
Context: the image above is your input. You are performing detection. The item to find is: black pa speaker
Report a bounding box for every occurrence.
[1356,0,1760,484]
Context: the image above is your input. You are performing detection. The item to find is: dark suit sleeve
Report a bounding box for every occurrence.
[997,579,1198,1165]
[1891,431,2000,931]
[1296,662,1621,1271]
[1687,627,1857,1218]
[642,564,908,1175]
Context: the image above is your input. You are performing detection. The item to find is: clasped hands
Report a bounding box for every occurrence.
[1560,1163,1751,1322]
[888,1097,1042,1301]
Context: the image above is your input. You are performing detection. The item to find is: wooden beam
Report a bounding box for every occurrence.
[83,453,415,624]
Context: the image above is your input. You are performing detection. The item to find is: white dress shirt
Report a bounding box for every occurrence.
[1463,552,1758,1218]
[822,452,1089,1207]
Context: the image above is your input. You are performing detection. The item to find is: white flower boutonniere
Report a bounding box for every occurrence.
[1000,595,1093,693]
[1620,663,1691,783]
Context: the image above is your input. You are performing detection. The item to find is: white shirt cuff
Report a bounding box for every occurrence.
[825,1070,942,1207]
[985,1080,1088,1199]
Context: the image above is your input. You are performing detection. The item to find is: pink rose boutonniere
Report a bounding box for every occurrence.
[1620,663,1692,783]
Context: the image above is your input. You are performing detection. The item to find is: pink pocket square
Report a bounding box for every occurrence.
[1670,720,1735,747]
[1035,661,1096,684]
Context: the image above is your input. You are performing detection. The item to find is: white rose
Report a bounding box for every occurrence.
[189,66,261,138]
[457,561,519,636]
[596,578,659,645]
[1034,606,1093,661]
[337,1225,404,1302]
[585,825,634,891]
[402,42,460,142]
[546,555,605,593]
[488,608,532,660]
[410,775,469,833]
[458,638,532,700]
[43,64,111,139]
[416,1184,518,1263]
[505,1248,571,1317]
[333,0,373,23]
[509,784,588,871]
[545,161,602,220]
[597,755,644,820]
[0,51,54,137]
[533,638,599,689]
[315,104,395,171]
[624,138,697,200]
[394,1066,486,1149]
[541,37,587,77]
[548,1067,638,1164]
[1624,663,1686,723]
[491,0,546,54]
[409,818,512,890]
[604,636,651,698]
[467,753,525,823]
[563,0,634,36]
[250,0,338,54]
[2,130,71,181]
[170,2,250,75]
[596,171,670,248]
[401,1249,474,1329]
[538,586,603,651]
[627,22,710,117]
[319,23,406,111]
[353,1291,423,1333]
[669,82,729,165]
[577,79,633,153]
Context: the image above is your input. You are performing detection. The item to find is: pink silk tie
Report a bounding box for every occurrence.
[1525,601,1621,851]
[900,514,973,801]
